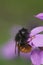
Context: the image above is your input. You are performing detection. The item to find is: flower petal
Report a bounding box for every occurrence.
[30,49,41,65]
[40,51,43,64]
[34,13,43,20]
[31,34,43,47]
[30,26,43,36]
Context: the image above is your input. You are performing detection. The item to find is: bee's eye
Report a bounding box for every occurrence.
[21,31,25,34]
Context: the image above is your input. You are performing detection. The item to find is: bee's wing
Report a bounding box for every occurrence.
[31,34,43,47]
[30,26,43,36]
[9,24,23,39]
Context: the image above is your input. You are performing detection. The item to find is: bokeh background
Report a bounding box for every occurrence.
[0,0,43,65]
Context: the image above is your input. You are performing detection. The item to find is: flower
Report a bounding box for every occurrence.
[34,13,43,20]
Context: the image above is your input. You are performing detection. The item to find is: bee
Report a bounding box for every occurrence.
[15,28,34,56]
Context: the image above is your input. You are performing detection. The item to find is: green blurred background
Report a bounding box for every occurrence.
[0,0,43,65]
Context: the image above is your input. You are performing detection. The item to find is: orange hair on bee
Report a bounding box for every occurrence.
[19,44,32,53]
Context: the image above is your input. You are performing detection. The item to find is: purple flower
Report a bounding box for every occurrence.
[34,13,43,20]
[1,25,43,65]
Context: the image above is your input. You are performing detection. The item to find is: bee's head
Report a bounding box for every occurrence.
[19,28,28,35]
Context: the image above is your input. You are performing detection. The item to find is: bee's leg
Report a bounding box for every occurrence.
[18,43,20,56]
[15,42,17,54]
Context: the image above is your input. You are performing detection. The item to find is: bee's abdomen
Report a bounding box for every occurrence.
[17,43,32,53]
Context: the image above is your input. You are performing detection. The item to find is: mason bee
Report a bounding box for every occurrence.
[15,28,33,56]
